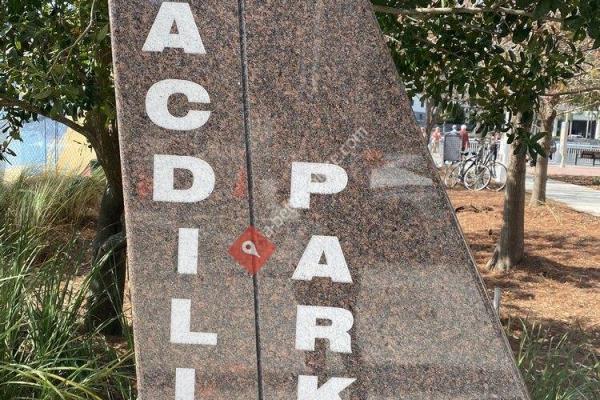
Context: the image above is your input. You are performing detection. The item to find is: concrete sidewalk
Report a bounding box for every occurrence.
[430,150,600,216]
[526,176,600,216]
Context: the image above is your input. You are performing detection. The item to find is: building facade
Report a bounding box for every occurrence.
[0,117,96,182]
[553,110,600,141]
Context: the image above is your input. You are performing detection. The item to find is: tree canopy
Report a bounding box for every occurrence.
[375,0,600,156]
[2,1,599,163]
[0,0,125,334]
[0,0,117,183]
[554,46,600,111]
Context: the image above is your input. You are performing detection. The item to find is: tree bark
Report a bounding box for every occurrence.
[531,98,558,206]
[85,119,127,335]
[82,27,127,335]
[487,117,529,271]
[425,100,439,143]
[87,183,126,335]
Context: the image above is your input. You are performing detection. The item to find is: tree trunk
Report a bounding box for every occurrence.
[87,183,126,335]
[487,117,530,272]
[530,129,551,205]
[81,29,127,335]
[425,100,439,143]
[531,97,558,206]
[85,120,127,335]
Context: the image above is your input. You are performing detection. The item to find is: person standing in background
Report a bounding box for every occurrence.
[430,127,442,153]
[491,132,500,160]
[459,124,470,151]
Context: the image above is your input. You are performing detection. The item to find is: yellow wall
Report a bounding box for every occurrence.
[1,128,96,183]
[56,128,97,174]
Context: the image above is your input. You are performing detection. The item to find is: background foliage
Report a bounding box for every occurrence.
[375,0,599,155]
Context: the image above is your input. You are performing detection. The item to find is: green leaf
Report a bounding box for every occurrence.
[96,24,109,43]
[32,88,53,100]
[532,142,546,157]
[564,15,584,30]
[515,96,532,113]
[532,131,546,142]
[11,130,22,141]
[50,64,66,77]
[533,0,553,19]
[513,26,531,43]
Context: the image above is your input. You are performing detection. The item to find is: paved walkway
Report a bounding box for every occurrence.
[430,151,600,216]
[526,176,600,216]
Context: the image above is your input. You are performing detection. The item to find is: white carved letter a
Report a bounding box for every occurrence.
[143,2,206,54]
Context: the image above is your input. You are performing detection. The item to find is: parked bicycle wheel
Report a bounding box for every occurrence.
[487,161,507,191]
[443,163,461,188]
[463,164,491,191]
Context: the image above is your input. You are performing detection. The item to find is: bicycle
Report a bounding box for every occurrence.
[444,145,492,191]
[480,141,508,191]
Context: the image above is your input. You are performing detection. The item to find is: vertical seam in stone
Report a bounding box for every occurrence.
[237,0,265,399]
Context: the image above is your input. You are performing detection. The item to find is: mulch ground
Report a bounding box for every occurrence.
[448,189,600,353]
[550,175,600,191]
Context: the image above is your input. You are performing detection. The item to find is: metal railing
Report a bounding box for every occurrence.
[551,143,600,166]
[433,137,600,167]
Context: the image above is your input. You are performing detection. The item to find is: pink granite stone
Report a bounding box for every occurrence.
[109,0,530,398]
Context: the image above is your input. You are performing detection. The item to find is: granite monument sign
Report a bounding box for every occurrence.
[108,1,530,399]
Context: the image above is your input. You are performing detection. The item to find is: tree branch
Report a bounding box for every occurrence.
[372,5,563,23]
[48,0,97,81]
[545,85,600,97]
[0,96,90,138]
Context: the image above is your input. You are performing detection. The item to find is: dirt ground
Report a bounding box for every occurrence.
[448,189,600,352]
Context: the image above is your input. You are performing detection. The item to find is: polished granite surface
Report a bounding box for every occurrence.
[109,0,529,398]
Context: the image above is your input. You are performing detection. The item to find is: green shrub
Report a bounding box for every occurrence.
[0,170,105,237]
[0,171,134,399]
[0,227,135,399]
[509,319,600,400]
